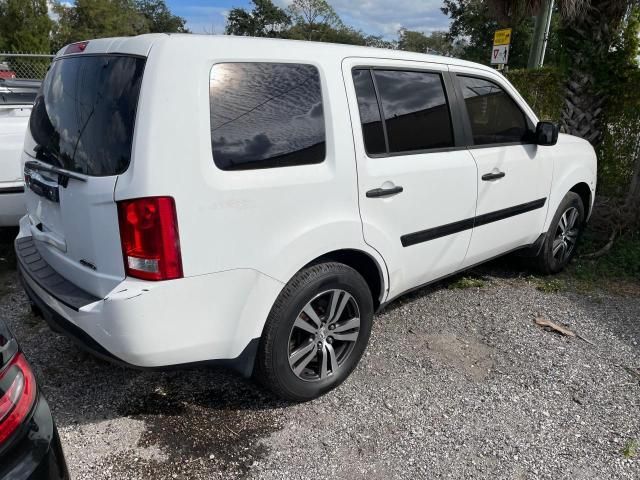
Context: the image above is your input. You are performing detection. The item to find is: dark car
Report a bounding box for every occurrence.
[0,318,68,479]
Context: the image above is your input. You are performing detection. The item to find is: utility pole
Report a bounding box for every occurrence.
[527,0,554,69]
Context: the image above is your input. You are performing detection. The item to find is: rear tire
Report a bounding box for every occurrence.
[534,192,585,274]
[255,262,373,402]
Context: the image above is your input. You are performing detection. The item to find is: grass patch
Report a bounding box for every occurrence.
[571,232,640,281]
[532,277,565,293]
[623,439,638,459]
[565,230,640,293]
[448,276,486,290]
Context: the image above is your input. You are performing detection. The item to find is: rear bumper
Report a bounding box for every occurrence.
[0,394,69,480]
[0,186,25,227]
[15,231,283,375]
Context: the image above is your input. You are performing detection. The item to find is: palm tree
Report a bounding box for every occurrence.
[489,0,635,145]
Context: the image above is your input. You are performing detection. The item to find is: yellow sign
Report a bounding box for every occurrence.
[493,28,512,46]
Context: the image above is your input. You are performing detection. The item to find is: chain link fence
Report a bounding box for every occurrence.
[0,53,54,80]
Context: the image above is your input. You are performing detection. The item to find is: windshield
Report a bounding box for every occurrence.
[27,54,146,176]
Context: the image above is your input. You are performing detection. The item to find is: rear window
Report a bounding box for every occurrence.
[210,63,326,171]
[28,55,145,176]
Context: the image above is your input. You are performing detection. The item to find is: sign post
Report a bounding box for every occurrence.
[491,28,512,69]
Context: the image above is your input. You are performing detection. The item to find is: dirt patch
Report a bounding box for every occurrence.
[412,332,495,381]
[115,373,285,477]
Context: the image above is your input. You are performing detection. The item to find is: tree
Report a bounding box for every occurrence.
[487,0,637,144]
[224,0,372,46]
[0,0,52,52]
[397,28,463,56]
[51,0,148,50]
[286,0,343,41]
[441,0,535,67]
[135,0,188,33]
[225,0,290,37]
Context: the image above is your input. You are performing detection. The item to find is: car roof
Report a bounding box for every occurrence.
[55,33,496,74]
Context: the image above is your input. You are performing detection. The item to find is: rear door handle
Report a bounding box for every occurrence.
[481,171,506,181]
[366,186,404,198]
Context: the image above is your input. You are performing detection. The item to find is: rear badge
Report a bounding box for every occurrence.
[79,259,97,271]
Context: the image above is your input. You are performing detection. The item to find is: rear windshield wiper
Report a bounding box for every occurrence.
[24,160,87,186]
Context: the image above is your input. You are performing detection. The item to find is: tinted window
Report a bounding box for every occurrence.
[374,70,454,153]
[459,76,529,145]
[210,63,325,170]
[352,69,386,155]
[28,55,145,176]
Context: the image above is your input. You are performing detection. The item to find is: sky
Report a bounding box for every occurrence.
[165,0,451,39]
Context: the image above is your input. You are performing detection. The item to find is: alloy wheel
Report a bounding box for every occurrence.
[287,289,361,382]
[552,206,580,264]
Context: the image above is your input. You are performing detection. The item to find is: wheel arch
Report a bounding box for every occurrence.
[570,182,593,219]
[304,249,387,310]
[544,165,596,232]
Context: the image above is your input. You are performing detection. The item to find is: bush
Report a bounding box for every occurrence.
[506,67,564,122]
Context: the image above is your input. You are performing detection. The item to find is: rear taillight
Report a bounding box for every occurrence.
[0,353,36,444]
[117,196,183,281]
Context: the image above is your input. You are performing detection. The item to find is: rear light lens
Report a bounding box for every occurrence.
[117,196,183,281]
[0,353,36,445]
[64,41,88,54]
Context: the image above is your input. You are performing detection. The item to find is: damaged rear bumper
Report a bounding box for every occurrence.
[15,234,284,376]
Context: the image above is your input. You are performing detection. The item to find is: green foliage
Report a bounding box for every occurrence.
[287,0,342,33]
[571,231,640,285]
[448,276,486,289]
[593,8,640,196]
[532,278,565,293]
[623,439,638,459]
[225,0,290,37]
[397,29,463,56]
[52,0,148,50]
[135,0,188,33]
[286,0,347,42]
[441,0,533,67]
[225,0,377,46]
[0,0,52,53]
[506,68,565,121]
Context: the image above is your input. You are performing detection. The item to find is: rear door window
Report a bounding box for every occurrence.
[458,75,530,145]
[210,63,326,170]
[28,55,146,176]
[373,70,454,153]
[351,69,454,155]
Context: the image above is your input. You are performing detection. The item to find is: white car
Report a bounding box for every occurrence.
[16,35,596,401]
[0,79,39,226]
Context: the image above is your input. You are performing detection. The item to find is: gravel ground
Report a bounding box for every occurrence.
[1,229,638,479]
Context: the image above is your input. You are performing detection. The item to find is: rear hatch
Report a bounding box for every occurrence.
[22,51,146,298]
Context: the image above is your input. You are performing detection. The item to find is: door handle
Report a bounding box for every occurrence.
[366,186,404,198]
[482,171,506,181]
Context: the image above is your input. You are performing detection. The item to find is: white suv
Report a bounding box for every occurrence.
[16,35,596,401]
[0,79,39,226]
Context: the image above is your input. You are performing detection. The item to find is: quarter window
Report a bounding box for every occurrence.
[458,75,530,145]
[352,69,386,155]
[210,63,326,170]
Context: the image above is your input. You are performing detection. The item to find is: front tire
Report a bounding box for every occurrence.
[255,262,373,402]
[535,192,585,274]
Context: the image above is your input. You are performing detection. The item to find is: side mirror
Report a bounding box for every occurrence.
[535,121,559,146]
